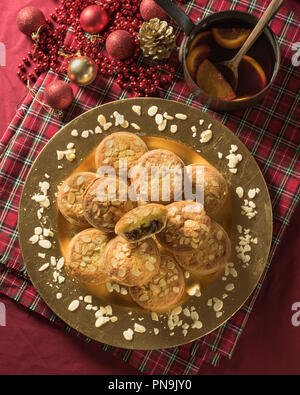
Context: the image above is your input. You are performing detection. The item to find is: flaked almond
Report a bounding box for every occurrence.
[191,320,203,329]
[170,124,178,134]
[171,306,182,316]
[38,263,50,272]
[68,300,80,312]
[175,113,187,120]
[103,122,112,131]
[76,176,84,186]
[131,123,141,130]
[130,268,141,277]
[155,113,163,125]
[118,268,126,278]
[139,294,149,302]
[71,129,78,137]
[158,119,167,131]
[95,316,109,328]
[67,192,76,204]
[213,299,223,312]
[38,239,52,249]
[148,105,158,117]
[134,323,146,333]
[123,328,134,341]
[98,114,106,126]
[151,312,159,321]
[132,105,141,116]
[29,235,39,244]
[145,262,155,271]
[200,129,213,143]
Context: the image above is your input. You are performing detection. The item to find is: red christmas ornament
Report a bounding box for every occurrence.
[140,0,168,21]
[17,0,177,96]
[106,30,135,60]
[17,7,46,36]
[44,80,74,110]
[79,5,110,34]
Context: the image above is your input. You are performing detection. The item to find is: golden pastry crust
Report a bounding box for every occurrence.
[129,252,185,313]
[132,149,184,205]
[82,176,136,232]
[115,203,168,242]
[186,163,228,214]
[175,221,231,276]
[156,200,212,255]
[95,132,148,174]
[57,172,98,227]
[65,228,111,285]
[104,236,160,287]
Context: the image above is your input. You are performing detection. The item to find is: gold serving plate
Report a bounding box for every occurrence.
[18,98,272,350]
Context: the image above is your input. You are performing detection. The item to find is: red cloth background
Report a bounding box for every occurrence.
[0,0,299,375]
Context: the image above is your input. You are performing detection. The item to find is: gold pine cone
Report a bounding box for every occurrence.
[138,18,176,60]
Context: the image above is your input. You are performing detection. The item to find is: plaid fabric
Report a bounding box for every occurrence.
[0,0,299,374]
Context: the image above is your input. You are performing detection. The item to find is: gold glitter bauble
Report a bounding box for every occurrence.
[67,56,98,86]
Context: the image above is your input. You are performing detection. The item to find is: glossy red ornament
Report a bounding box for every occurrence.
[106,30,135,60]
[79,5,110,34]
[17,7,46,36]
[140,0,168,21]
[44,80,74,110]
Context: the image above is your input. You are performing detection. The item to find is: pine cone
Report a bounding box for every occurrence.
[138,18,176,60]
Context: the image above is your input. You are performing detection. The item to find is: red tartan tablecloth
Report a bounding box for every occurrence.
[0,0,299,374]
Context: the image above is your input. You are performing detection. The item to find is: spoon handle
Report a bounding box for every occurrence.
[153,0,195,36]
[231,0,285,66]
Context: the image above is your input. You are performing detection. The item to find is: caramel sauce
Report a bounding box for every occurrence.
[57,137,232,311]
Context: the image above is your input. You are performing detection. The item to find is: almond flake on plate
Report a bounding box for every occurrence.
[147,105,158,117]
[132,105,141,116]
[175,113,187,120]
[68,300,80,312]
[200,129,213,143]
[123,328,134,341]
[38,263,50,272]
[29,234,39,244]
[130,123,141,130]
[155,113,163,125]
[134,323,146,333]
[95,316,110,328]
[235,186,244,198]
[38,239,52,249]
[95,126,102,134]
[97,114,106,126]
[71,129,78,137]
[170,124,178,134]
[103,122,112,131]
[163,112,174,120]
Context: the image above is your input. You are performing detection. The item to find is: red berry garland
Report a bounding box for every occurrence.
[17,0,186,96]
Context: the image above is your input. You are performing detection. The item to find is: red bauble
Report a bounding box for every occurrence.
[17,7,46,36]
[79,5,110,34]
[140,0,168,21]
[106,30,135,60]
[44,80,74,110]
